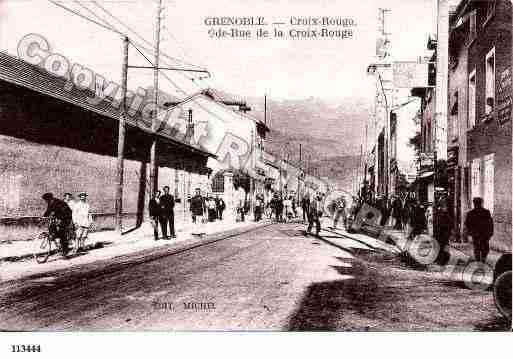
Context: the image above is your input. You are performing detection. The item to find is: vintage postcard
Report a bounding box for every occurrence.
[0,0,511,350]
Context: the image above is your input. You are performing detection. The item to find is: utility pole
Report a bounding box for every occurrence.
[433,0,449,237]
[115,35,129,232]
[149,0,162,197]
[297,143,302,202]
[359,143,363,197]
[264,94,267,127]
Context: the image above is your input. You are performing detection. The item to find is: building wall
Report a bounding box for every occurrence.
[448,22,470,240]
[0,81,208,241]
[466,0,512,252]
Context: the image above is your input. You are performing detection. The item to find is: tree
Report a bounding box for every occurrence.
[408,131,422,156]
[233,170,251,193]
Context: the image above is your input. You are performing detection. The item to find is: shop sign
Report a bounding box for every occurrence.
[498,68,512,125]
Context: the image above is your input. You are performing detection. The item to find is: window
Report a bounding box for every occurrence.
[471,158,481,201]
[211,172,225,193]
[483,154,494,214]
[468,69,476,128]
[485,48,495,117]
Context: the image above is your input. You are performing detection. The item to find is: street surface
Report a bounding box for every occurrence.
[0,222,508,331]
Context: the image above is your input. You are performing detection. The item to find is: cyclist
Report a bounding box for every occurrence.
[41,192,73,257]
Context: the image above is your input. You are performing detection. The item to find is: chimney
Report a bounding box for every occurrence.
[185,108,195,144]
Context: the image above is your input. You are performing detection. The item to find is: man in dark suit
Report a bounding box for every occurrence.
[465,197,494,262]
[149,190,161,240]
[216,195,226,220]
[159,186,176,239]
[301,194,310,223]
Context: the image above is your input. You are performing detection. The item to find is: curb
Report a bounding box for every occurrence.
[0,220,272,264]
[0,221,274,286]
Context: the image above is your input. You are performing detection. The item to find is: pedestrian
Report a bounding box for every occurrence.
[332,196,347,230]
[149,190,161,240]
[408,201,427,241]
[215,194,226,220]
[235,188,246,222]
[73,192,92,252]
[464,197,494,262]
[402,196,414,234]
[63,192,77,249]
[435,201,451,264]
[159,186,176,239]
[392,196,403,230]
[292,197,297,218]
[207,195,217,222]
[283,196,292,222]
[307,192,323,236]
[190,188,206,235]
[254,194,263,222]
[276,193,284,223]
[42,192,73,257]
[301,194,310,223]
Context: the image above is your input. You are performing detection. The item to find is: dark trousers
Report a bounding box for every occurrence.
[151,217,159,239]
[254,206,262,221]
[275,209,283,222]
[302,206,308,222]
[307,214,321,235]
[217,209,224,220]
[473,237,490,262]
[159,212,175,238]
[208,209,216,222]
[56,221,72,255]
[394,215,403,230]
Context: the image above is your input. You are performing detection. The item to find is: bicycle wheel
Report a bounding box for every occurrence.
[35,232,52,264]
[493,270,512,321]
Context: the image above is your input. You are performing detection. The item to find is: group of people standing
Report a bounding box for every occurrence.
[149,186,176,240]
[268,192,298,223]
[150,187,227,239]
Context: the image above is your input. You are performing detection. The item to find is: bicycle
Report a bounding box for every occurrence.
[34,217,75,264]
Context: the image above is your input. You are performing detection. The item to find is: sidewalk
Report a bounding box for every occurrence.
[0,214,271,283]
[318,216,501,288]
[380,228,503,287]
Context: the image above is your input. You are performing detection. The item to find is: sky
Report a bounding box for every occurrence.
[0,0,438,102]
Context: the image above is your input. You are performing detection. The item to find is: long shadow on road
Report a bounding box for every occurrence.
[287,256,403,331]
[286,230,509,331]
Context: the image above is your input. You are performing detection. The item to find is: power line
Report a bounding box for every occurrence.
[89,0,205,71]
[86,0,207,93]
[54,1,254,148]
[129,40,154,67]
[47,0,123,35]
[72,0,116,31]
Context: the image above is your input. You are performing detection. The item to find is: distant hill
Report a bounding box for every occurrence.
[246,95,372,157]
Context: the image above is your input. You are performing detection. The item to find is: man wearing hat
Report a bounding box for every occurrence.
[190,188,206,235]
[159,186,176,239]
[73,192,92,252]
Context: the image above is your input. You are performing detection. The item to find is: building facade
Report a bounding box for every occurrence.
[448,0,512,251]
